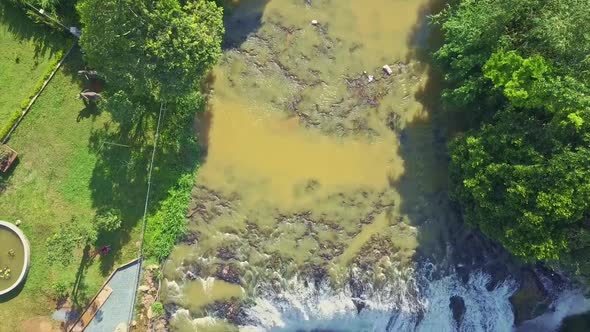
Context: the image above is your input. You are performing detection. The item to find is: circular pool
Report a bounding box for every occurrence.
[0,221,30,295]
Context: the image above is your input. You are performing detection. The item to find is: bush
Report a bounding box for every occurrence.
[151,301,165,318]
[94,210,122,233]
[144,173,194,261]
[0,110,22,142]
[52,280,68,300]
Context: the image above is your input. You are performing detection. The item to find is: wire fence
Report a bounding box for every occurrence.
[127,100,167,325]
[16,3,167,326]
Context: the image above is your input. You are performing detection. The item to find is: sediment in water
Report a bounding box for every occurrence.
[158,1,585,331]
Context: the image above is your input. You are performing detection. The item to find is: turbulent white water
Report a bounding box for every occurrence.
[167,267,589,332]
[516,290,590,332]
[238,271,517,332]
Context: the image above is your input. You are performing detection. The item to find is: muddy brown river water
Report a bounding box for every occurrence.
[158,1,587,331]
[162,0,452,329]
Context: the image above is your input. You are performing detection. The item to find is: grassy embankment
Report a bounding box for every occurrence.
[0,2,66,140]
[0,48,144,329]
[0,5,200,330]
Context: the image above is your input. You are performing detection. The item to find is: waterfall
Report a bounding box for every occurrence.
[517,290,590,332]
[238,271,517,332]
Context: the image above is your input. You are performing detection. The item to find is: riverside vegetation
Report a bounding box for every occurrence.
[435,0,590,283]
[0,0,224,329]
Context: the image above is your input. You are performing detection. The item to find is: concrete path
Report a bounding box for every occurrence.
[71,286,113,332]
[84,260,140,332]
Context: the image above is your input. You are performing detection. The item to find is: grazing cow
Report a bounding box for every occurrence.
[78,89,102,104]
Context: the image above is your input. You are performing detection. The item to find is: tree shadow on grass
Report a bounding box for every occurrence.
[76,102,101,122]
[87,96,204,276]
[70,245,93,309]
[0,2,67,60]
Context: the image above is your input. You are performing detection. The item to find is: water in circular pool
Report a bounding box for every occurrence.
[0,225,26,293]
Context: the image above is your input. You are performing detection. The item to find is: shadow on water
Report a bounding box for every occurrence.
[218,0,269,50]
[559,312,590,332]
[396,0,522,284]
[195,0,271,152]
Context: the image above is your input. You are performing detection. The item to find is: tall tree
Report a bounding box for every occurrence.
[9,0,63,10]
[77,0,224,101]
[435,0,590,281]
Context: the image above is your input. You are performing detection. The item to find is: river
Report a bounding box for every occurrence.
[160,0,590,331]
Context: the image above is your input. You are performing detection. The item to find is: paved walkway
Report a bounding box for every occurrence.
[71,286,113,331]
[84,260,140,332]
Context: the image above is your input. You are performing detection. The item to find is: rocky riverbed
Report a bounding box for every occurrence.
[136,0,589,331]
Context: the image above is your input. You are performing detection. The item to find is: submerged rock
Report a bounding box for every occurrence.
[449,295,466,327]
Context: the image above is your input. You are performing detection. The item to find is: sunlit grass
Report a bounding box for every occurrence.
[0,2,65,127]
[0,52,141,330]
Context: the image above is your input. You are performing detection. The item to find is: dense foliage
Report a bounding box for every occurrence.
[46,217,97,266]
[8,0,63,10]
[77,0,224,101]
[144,173,194,261]
[435,0,590,278]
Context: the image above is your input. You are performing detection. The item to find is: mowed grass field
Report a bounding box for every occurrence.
[0,50,144,331]
[0,3,66,128]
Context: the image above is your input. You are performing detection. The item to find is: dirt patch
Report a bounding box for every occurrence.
[20,316,57,332]
[135,265,168,332]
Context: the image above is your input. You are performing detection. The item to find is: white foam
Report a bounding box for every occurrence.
[237,271,520,332]
[166,269,588,332]
[517,289,590,332]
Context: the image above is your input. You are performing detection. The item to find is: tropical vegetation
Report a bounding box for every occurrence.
[434,0,590,280]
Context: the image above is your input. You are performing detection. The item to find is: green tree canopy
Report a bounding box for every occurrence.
[77,0,224,101]
[9,0,63,10]
[435,0,590,281]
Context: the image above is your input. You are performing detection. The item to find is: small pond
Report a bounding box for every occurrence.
[0,221,28,294]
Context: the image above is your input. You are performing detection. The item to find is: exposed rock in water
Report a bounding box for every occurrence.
[449,295,466,327]
[510,269,552,325]
[210,300,247,325]
[558,311,590,331]
[215,264,241,284]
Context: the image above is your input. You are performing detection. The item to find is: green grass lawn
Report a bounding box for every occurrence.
[0,51,144,330]
[0,6,200,329]
[0,2,66,129]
